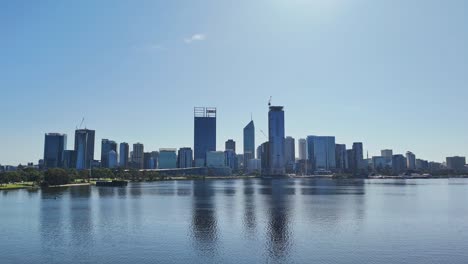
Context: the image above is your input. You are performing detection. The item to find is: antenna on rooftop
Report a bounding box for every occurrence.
[268,96,272,106]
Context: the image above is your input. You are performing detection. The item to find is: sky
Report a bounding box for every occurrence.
[1,0,467,165]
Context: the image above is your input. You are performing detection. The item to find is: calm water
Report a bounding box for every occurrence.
[1,178,468,264]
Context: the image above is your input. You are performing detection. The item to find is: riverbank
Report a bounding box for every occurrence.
[0,183,37,190]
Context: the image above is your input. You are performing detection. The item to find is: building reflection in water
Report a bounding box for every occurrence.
[242,179,257,237]
[69,186,94,248]
[261,179,295,262]
[190,180,218,256]
[40,188,66,255]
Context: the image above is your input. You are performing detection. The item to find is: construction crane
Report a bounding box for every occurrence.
[259,129,268,140]
[76,118,85,130]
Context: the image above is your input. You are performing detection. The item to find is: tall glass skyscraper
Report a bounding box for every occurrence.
[74,129,95,170]
[285,136,296,172]
[268,106,285,176]
[43,133,67,168]
[177,147,193,168]
[243,120,255,167]
[194,107,216,167]
[119,142,129,168]
[307,136,336,172]
[101,139,117,168]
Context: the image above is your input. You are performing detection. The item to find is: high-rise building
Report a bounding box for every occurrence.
[119,143,129,168]
[306,136,336,172]
[347,149,356,173]
[75,129,95,170]
[224,150,237,171]
[206,151,225,168]
[284,136,295,173]
[416,159,429,171]
[194,107,216,167]
[177,147,193,168]
[268,106,285,176]
[260,142,270,174]
[159,149,177,169]
[353,142,364,170]
[406,151,416,170]
[62,150,77,169]
[108,150,118,169]
[335,144,348,171]
[225,139,236,153]
[256,145,262,161]
[381,149,393,158]
[132,143,144,169]
[298,138,307,160]
[236,154,244,170]
[151,151,159,169]
[372,156,386,170]
[101,139,117,168]
[446,156,466,172]
[392,154,407,175]
[243,120,255,167]
[43,133,67,168]
[143,152,156,169]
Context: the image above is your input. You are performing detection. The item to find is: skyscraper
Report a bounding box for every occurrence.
[298,138,307,161]
[159,149,177,169]
[224,150,237,171]
[268,106,285,176]
[132,143,144,169]
[43,133,67,168]
[75,129,95,170]
[446,156,466,172]
[225,139,236,153]
[392,154,407,175]
[335,144,348,171]
[62,150,77,169]
[194,107,216,167]
[306,136,336,172]
[352,142,364,170]
[406,151,416,170]
[243,120,255,167]
[284,136,295,173]
[108,150,117,169]
[177,147,193,168]
[101,139,117,168]
[119,142,129,168]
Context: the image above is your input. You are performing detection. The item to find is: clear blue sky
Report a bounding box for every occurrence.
[1,0,467,165]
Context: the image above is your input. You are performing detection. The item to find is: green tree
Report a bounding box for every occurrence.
[44,168,70,186]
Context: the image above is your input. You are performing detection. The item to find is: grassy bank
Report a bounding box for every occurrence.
[0,183,36,190]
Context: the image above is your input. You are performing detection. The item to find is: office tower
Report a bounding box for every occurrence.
[243,120,255,167]
[416,159,429,171]
[75,129,95,170]
[381,149,393,158]
[335,144,348,171]
[236,154,244,170]
[284,136,295,173]
[256,145,262,161]
[306,136,336,172]
[108,150,117,169]
[372,156,387,170]
[260,142,270,174]
[43,133,67,168]
[62,150,77,169]
[206,151,225,168]
[177,147,193,168]
[392,155,407,175]
[406,151,416,170]
[151,151,159,169]
[159,149,177,169]
[224,150,237,170]
[101,139,117,168]
[446,156,466,172]
[225,139,236,153]
[346,149,355,173]
[194,107,216,167]
[353,142,364,170]
[143,152,155,169]
[268,106,285,175]
[247,159,262,174]
[119,143,129,168]
[298,138,307,160]
[132,143,144,169]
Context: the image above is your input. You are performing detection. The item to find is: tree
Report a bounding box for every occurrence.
[44,168,70,186]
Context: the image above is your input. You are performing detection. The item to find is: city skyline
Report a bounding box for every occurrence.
[1,0,468,165]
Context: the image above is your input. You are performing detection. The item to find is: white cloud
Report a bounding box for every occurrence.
[184,33,207,44]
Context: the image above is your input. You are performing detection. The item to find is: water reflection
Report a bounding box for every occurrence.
[242,179,257,237]
[191,180,218,255]
[263,179,294,262]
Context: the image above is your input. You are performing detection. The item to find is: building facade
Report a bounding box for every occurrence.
[335,144,348,171]
[243,120,255,168]
[268,106,285,176]
[194,107,216,167]
[101,139,117,168]
[392,154,407,175]
[446,156,466,172]
[225,139,236,153]
[406,151,416,170]
[206,151,225,168]
[132,143,144,169]
[306,136,336,172]
[119,143,129,168]
[284,136,295,173]
[75,129,95,170]
[159,149,177,169]
[177,147,193,168]
[298,138,307,161]
[43,133,67,168]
